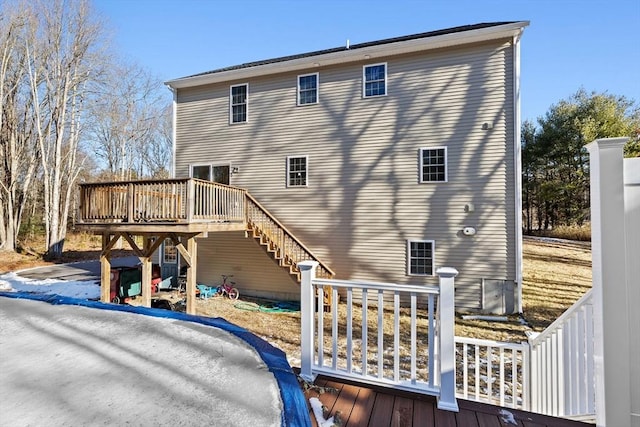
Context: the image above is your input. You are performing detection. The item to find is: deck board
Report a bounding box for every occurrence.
[302,374,595,427]
[455,407,480,427]
[475,411,502,427]
[391,396,413,427]
[412,397,436,426]
[346,384,376,427]
[368,393,394,427]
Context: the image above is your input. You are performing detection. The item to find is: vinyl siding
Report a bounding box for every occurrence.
[175,40,516,309]
[195,232,301,301]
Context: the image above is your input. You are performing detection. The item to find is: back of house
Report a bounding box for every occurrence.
[164,21,529,314]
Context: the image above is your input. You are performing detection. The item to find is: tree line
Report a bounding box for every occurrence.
[522,89,639,233]
[1,0,171,257]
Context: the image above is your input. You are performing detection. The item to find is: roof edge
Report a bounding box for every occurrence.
[166,21,529,89]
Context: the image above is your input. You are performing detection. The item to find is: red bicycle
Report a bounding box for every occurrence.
[216,274,239,300]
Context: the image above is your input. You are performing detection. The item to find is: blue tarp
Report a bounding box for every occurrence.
[0,292,311,427]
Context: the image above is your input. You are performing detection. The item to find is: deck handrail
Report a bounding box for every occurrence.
[78,178,246,224]
[299,262,458,412]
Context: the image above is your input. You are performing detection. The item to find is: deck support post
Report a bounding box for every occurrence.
[140,236,152,308]
[100,233,112,303]
[186,236,198,315]
[299,260,318,382]
[436,266,459,412]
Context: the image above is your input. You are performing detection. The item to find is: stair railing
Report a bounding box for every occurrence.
[245,193,334,279]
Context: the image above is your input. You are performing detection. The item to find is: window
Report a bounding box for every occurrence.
[407,240,435,276]
[287,156,308,187]
[163,238,177,264]
[230,84,248,123]
[298,73,318,105]
[191,164,211,180]
[419,147,448,183]
[363,63,386,97]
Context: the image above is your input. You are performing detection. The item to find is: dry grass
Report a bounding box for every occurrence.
[521,236,592,331]
[528,224,591,242]
[192,238,591,360]
[1,233,593,364]
[191,236,592,365]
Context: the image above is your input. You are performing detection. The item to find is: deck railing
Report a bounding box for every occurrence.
[453,290,595,421]
[455,336,529,409]
[298,257,595,418]
[528,289,595,419]
[78,179,246,224]
[299,262,459,411]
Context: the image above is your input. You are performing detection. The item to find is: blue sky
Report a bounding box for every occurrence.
[94,0,639,123]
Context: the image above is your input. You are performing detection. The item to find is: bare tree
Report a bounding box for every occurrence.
[86,62,170,180]
[0,1,40,252]
[25,0,107,258]
[138,103,172,178]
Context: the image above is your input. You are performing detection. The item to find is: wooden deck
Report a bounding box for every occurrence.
[302,375,595,427]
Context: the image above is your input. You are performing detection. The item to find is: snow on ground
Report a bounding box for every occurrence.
[0,272,100,299]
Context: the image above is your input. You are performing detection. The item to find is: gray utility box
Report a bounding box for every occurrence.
[482,279,516,314]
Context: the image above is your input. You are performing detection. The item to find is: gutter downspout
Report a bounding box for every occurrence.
[513,31,523,314]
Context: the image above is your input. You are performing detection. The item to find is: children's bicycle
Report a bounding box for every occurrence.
[216,274,239,300]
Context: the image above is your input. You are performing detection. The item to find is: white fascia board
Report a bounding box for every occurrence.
[166,21,529,89]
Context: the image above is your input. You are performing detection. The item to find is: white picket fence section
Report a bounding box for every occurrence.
[528,289,595,418]
[298,262,459,411]
[453,289,596,421]
[454,336,529,409]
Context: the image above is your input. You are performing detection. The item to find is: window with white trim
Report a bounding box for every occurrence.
[230,84,248,123]
[287,156,308,187]
[407,240,435,276]
[419,147,448,183]
[191,164,211,180]
[298,73,318,105]
[363,63,386,97]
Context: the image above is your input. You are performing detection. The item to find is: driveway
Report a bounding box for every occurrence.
[17,256,140,282]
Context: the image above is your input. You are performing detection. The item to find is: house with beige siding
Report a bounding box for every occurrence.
[162,21,529,314]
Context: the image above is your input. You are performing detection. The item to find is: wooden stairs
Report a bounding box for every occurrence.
[245,193,334,284]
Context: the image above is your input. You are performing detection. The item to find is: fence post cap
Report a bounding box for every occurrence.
[298,260,319,271]
[436,267,458,278]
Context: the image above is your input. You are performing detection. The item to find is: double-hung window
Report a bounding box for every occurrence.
[407,239,435,276]
[287,156,308,187]
[363,63,387,97]
[419,147,448,183]
[230,84,248,123]
[298,73,318,105]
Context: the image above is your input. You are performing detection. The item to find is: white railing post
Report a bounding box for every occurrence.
[586,138,631,427]
[436,266,459,412]
[299,260,319,382]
